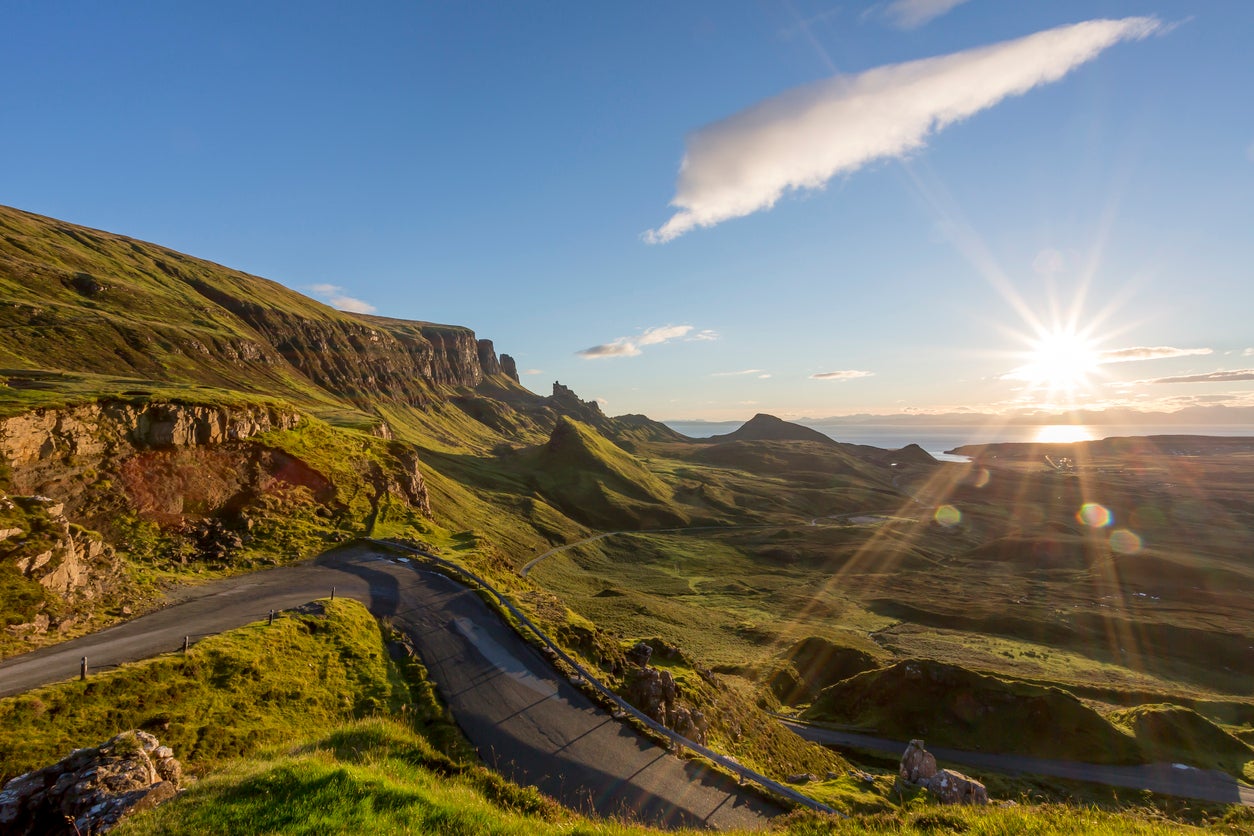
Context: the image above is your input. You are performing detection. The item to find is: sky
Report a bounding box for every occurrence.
[3,1,1253,422]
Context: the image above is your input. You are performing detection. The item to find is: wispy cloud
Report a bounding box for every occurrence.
[1098,346,1212,364]
[577,324,696,359]
[712,368,765,377]
[811,370,874,381]
[882,0,971,30]
[689,329,720,341]
[1151,369,1254,384]
[522,368,543,376]
[645,17,1161,243]
[1244,348,1254,356]
[307,283,377,314]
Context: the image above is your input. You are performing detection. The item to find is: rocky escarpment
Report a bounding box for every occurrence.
[0,400,300,500]
[0,731,184,835]
[182,289,493,404]
[0,399,432,653]
[0,205,520,407]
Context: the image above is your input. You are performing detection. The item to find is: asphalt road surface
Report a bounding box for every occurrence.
[783,719,1254,808]
[0,544,782,831]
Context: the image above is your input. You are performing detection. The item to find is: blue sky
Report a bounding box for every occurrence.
[4,1,1252,421]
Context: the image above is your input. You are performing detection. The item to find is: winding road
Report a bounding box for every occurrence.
[782,720,1254,808]
[3,541,1251,818]
[0,543,783,831]
[520,527,1254,810]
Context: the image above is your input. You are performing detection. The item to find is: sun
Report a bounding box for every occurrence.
[1011,328,1101,396]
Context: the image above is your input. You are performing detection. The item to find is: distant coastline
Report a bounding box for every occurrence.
[662,420,1254,463]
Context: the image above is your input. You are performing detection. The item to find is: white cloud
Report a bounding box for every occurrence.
[1098,346,1212,364]
[577,324,695,359]
[883,0,970,30]
[329,295,377,314]
[758,373,772,379]
[1244,348,1254,356]
[811,370,874,381]
[645,17,1161,243]
[640,324,694,345]
[1152,369,1254,384]
[688,329,720,341]
[712,368,765,377]
[522,368,543,375]
[307,283,378,314]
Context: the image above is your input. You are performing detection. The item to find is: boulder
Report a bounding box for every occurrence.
[625,641,654,668]
[923,768,989,805]
[0,730,185,835]
[899,738,938,783]
[899,739,988,805]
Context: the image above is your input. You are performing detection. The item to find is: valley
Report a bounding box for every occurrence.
[1,205,1253,832]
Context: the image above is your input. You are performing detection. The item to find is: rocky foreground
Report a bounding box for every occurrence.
[0,730,184,835]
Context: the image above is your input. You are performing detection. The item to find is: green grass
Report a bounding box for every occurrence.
[0,598,410,781]
[111,717,1249,835]
[113,719,632,836]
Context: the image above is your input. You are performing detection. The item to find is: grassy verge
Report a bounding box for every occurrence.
[0,598,408,781]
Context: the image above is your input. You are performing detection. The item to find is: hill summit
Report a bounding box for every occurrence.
[707,413,837,446]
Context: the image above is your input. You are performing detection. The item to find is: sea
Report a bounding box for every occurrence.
[661,421,1254,463]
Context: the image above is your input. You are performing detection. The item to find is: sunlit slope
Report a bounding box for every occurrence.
[520,417,688,530]
[0,205,491,411]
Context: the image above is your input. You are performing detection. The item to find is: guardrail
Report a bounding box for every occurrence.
[369,538,839,817]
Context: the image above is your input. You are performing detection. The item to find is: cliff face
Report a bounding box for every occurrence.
[0,401,300,499]
[181,281,492,402]
[0,205,510,406]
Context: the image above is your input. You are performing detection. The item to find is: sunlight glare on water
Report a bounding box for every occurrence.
[1033,424,1096,444]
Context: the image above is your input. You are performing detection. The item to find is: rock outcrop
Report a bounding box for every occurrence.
[548,381,606,426]
[2,494,120,637]
[0,401,300,496]
[499,353,519,383]
[0,731,184,835]
[477,339,502,376]
[621,643,709,746]
[898,739,987,805]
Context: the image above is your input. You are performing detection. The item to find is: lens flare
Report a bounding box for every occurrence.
[934,505,962,527]
[1077,502,1112,528]
[1110,528,1142,554]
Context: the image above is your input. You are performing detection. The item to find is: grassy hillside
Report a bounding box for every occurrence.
[4,206,1254,827]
